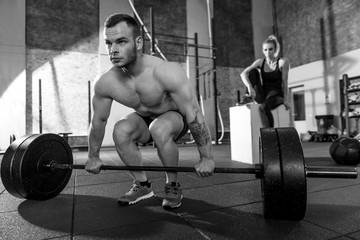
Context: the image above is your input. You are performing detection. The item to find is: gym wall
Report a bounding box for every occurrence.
[25,0,99,136]
[274,0,360,134]
[0,0,26,151]
[186,1,215,137]
[134,0,187,63]
[212,0,274,135]
[275,0,360,68]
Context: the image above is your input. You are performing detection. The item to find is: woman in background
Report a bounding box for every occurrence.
[240,35,290,127]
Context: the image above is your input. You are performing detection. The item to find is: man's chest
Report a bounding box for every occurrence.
[111,76,167,108]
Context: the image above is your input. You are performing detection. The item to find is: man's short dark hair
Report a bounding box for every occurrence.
[104,13,140,37]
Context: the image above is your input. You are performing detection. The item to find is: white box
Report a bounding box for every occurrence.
[271,104,291,128]
[230,104,291,164]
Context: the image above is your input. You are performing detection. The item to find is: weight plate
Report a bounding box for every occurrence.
[1,133,73,200]
[259,128,283,219]
[276,127,307,220]
[1,135,33,198]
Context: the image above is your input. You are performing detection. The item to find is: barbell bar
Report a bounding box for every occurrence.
[46,162,357,179]
[46,162,262,174]
[0,127,358,221]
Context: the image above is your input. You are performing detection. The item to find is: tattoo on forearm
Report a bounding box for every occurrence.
[189,116,210,146]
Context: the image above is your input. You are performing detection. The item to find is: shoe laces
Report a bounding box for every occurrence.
[165,183,180,195]
[129,182,141,193]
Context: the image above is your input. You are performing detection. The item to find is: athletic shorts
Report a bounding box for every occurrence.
[136,110,189,144]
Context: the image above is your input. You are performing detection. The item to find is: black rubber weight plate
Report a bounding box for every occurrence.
[276,127,307,220]
[1,135,33,198]
[260,128,283,219]
[1,133,73,200]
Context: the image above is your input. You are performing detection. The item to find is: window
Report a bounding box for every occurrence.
[291,87,305,121]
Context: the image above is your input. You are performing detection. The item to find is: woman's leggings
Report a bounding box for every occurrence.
[248,69,284,127]
[260,95,284,127]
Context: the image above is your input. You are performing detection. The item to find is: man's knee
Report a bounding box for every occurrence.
[149,123,173,145]
[113,120,135,144]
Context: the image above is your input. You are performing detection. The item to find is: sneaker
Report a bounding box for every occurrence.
[162,182,183,209]
[117,180,154,205]
[238,96,254,105]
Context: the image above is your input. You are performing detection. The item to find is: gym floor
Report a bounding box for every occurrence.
[1,141,360,240]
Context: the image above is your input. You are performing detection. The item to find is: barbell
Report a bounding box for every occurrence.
[0,127,358,221]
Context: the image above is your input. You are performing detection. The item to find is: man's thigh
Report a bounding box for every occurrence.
[150,111,187,141]
[116,112,151,143]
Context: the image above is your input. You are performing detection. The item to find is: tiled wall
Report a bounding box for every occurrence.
[275,0,360,67]
[214,0,254,67]
[213,0,254,130]
[134,0,187,63]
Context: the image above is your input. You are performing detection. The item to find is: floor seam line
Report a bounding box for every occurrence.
[307,182,360,194]
[176,213,212,240]
[303,219,345,236]
[70,169,78,240]
[177,200,262,219]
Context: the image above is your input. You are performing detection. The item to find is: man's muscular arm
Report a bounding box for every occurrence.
[155,62,215,176]
[88,94,112,157]
[86,78,113,174]
[188,115,212,159]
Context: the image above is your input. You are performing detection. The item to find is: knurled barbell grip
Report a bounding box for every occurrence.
[48,162,261,174]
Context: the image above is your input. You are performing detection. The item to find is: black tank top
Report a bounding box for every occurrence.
[261,58,283,97]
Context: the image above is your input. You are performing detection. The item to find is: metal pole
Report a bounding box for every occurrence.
[194,33,200,102]
[343,74,349,137]
[88,81,91,126]
[150,6,155,56]
[141,25,145,54]
[155,38,214,50]
[39,79,42,134]
[271,0,278,36]
[211,18,218,145]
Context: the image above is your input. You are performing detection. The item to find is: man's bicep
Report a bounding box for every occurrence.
[158,64,197,119]
[169,78,199,119]
[92,94,112,122]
